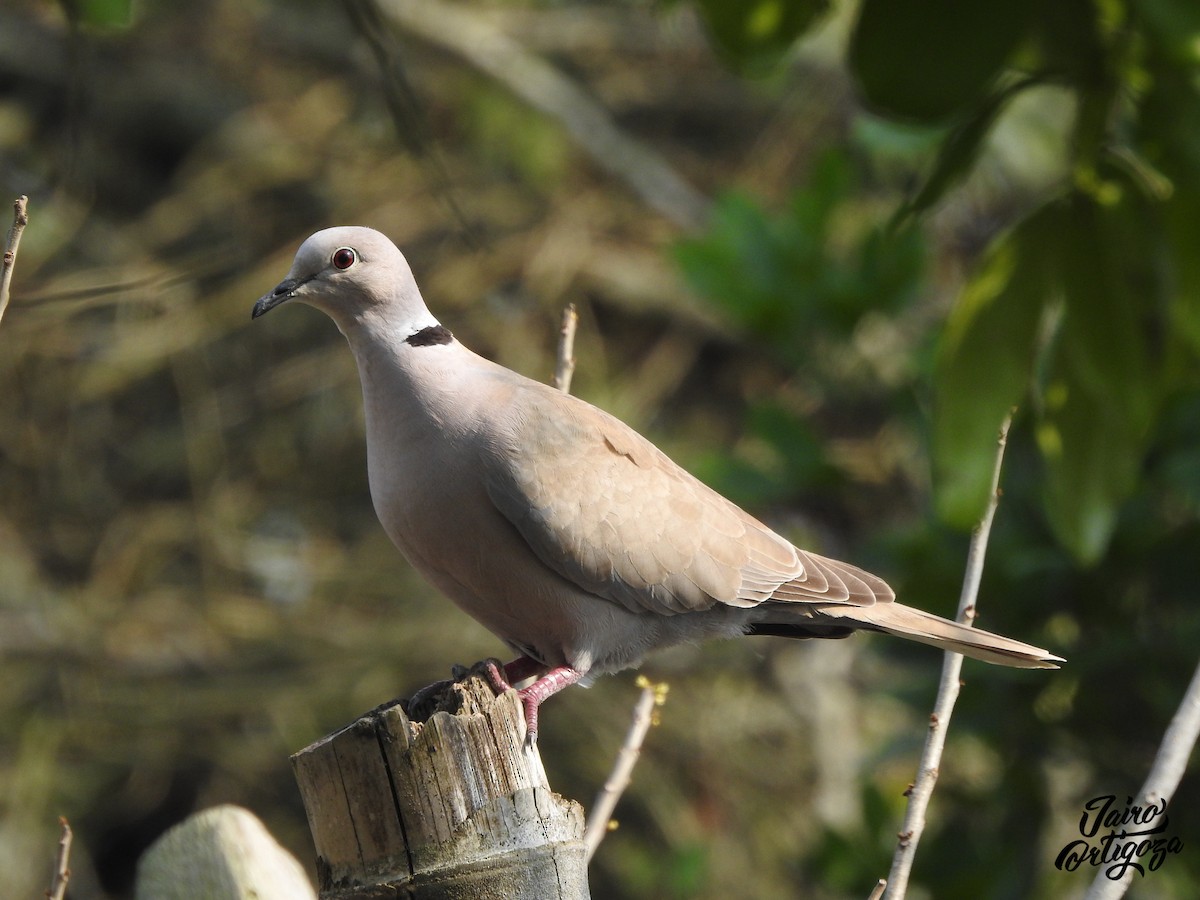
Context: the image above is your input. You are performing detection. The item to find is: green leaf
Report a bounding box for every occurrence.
[850,0,1036,122]
[1055,193,1158,436]
[673,191,797,336]
[1150,394,1200,518]
[1133,0,1200,66]
[674,157,924,350]
[1036,0,1115,166]
[1164,192,1200,356]
[1037,192,1164,562]
[936,188,1167,562]
[896,76,1041,225]
[1037,354,1142,564]
[933,208,1054,528]
[691,0,829,75]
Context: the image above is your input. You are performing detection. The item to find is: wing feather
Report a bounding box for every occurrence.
[479,381,892,616]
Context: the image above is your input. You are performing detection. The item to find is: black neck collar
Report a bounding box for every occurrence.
[405,324,454,347]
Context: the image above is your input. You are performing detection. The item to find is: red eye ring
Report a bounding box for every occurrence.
[332,247,357,270]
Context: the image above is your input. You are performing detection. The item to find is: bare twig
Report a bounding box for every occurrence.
[546,301,661,860]
[46,816,72,900]
[373,0,711,230]
[584,676,667,861]
[867,879,887,900]
[1082,656,1200,900]
[554,303,579,394]
[882,412,1014,899]
[0,195,29,327]
[546,298,659,860]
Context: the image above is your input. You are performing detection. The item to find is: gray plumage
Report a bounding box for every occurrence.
[253,227,1061,733]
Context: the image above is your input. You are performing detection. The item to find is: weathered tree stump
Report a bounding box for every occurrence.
[291,663,589,899]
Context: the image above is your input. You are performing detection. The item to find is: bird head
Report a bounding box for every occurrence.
[252,227,438,337]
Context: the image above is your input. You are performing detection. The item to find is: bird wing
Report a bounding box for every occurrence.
[480,381,886,616]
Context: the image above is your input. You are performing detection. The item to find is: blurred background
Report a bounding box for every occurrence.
[2,0,1199,897]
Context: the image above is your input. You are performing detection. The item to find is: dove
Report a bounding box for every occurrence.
[253,227,1061,741]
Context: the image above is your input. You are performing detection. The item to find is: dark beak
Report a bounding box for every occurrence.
[251,277,302,319]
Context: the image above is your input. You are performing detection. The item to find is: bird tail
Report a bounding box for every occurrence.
[813,602,1063,669]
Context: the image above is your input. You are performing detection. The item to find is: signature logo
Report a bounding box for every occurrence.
[1055,794,1183,880]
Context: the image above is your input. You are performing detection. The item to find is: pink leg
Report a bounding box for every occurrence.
[482,658,582,744]
[518,666,582,744]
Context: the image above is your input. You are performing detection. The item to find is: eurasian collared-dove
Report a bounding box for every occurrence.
[253,227,1061,740]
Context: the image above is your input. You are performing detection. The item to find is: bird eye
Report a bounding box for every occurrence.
[332,247,357,270]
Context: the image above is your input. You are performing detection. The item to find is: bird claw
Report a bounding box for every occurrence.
[409,657,579,746]
[481,658,515,696]
[520,695,541,749]
[480,658,543,745]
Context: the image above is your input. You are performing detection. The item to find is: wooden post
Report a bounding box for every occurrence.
[136,805,316,900]
[291,662,590,899]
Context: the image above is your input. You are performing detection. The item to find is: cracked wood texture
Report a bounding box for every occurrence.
[291,665,589,899]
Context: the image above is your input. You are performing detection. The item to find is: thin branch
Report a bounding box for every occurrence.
[1083,656,1200,900]
[867,879,887,900]
[546,298,659,861]
[546,301,662,859]
[554,303,579,394]
[46,816,72,900]
[0,195,29,327]
[584,676,667,861]
[882,412,1014,899]
[373,0,711,231]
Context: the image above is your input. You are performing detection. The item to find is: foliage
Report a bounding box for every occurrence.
[672,0,1200,893]
[683,0,1200,566]
[673,151,925,510]
[675,153,924,349]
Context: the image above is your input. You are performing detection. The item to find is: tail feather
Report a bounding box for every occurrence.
[770,602,1063,669]
[852,603,1062,668]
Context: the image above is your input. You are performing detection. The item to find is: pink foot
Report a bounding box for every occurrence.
[483,657,582,744]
